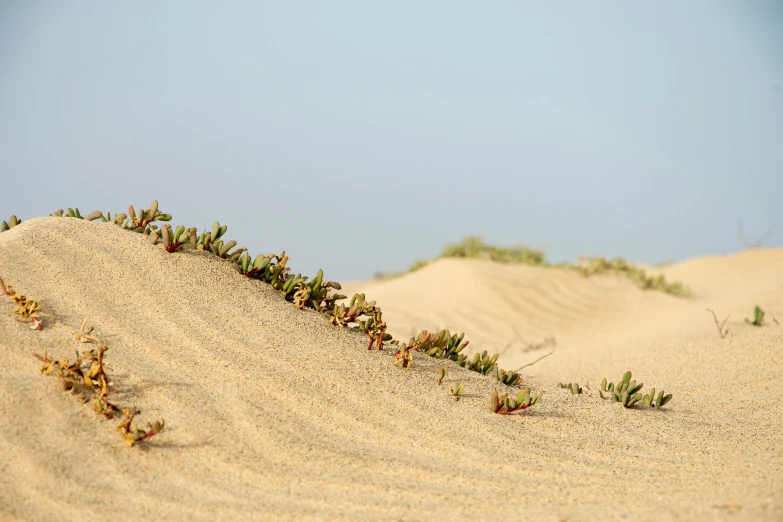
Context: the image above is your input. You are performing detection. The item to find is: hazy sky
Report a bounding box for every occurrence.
[1,1,781,281]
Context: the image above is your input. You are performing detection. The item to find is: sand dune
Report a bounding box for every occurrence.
[1,217,782,521]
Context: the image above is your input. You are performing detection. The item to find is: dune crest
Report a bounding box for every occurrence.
[1,217,782,521]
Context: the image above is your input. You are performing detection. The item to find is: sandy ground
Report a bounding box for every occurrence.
[1,217,781,521]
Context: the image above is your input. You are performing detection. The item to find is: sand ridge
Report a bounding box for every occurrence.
[1,217,782,521]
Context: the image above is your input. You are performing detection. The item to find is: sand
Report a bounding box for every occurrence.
[0,217,781,521]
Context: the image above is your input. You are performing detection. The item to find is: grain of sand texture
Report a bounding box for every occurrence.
[1,217,782,521]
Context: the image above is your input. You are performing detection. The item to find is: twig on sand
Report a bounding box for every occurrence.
[706,308,730,339]
[513,350,554,374]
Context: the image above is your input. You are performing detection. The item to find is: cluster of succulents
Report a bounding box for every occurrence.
[489,388,541,414]
[558,382,583,395]
[390,329,523,386]
[0,276,42,329]
[599,371,671,409]
[34,323,164,447]
[496,367,523,386]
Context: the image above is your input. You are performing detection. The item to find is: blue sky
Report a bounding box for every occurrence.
[1,1,781,280]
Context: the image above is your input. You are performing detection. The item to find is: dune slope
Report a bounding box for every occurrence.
[1,218,782,521]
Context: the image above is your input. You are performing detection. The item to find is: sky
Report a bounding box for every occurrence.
[1,1,782,281]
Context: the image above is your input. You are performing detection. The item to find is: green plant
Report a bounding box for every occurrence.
[3,200,560,414]
[600,371,643,407]
[372,235,689,296]
[466,350,499,376]
[599,370,672,409]
[496,367,523,386]
[642,388,673,409]
[449,383,465,401]
[437,366,447,384]
[1,215,21,231]
[745,306,765,327]
[558,382,582,395]
[489,388,541,414]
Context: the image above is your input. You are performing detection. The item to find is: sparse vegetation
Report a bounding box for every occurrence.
[1,276,43,329]
[599,371,671,409]
[373,235,690,296]
[2,201,684,432]
[34,327,164,447]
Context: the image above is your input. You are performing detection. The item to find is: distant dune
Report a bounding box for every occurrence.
[1,217,782,521]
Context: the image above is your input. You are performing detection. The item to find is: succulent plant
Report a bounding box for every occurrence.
[496,367,523,386]
[745,306,765,327]
[158,224,198,252]
[642,388,673,409]
[0,215,21,232]
[466,350,498,376]
[558,382,582,395]
[600,371,643,407]
[600,370,671,409]
[437,366,448,384]
[449,383,465,400]
[489,388,541,414]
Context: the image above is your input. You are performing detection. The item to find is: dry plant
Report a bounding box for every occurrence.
[393,344,412,370]
[75,319,99,343]
[512,350,554,374]
[33,323,164,447]
[706,308,730,339]
[737,221,774,249]
[0,275,43,329]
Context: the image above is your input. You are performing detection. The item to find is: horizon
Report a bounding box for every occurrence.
[1,1,781,280]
